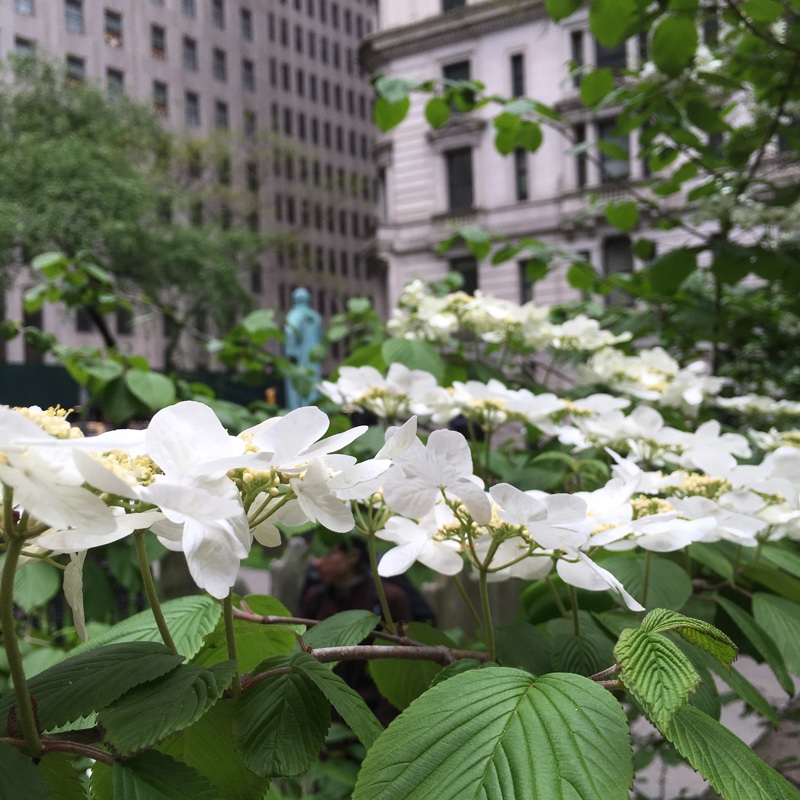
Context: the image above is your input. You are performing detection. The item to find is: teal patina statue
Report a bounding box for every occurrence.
[284,287,323,409]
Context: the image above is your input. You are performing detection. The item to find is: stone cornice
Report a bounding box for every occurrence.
[360,0,548,73]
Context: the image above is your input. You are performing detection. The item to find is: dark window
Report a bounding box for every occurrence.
[183,37,198,70]
[443,60,470,83]
[76,307,94,333]
[244,109,257,139]
[295,24,303,52]
[320,0,327,22]
[514,148,528,201]
[296,69,305,96]
[106,68,124,99]
[104,10,122,46]
[595,38,627,73]
[212,0,225,29]
[215,100,229,129]
[450,256,478,294]
[182,0,196,18]
[116,306,134,336]
[280,19,288,46]
[602,236,634,306]
[153,80,168,116]
[445,147,473,211]
[151,25,166,59]
[191,201,204,227]
[250,265,263,293]
[282,63,291,90]
[571,30,584,87]
[519,261,534,303]
[574,123,587,187]
[242,59,255,90]
[268,13,276,40]
[218,155,231,185]
[241,7,253,40]
[15,37,36,55]
[308,31,317,58]
[510,53,525,97]
[442,0,466,10]
[344,9,352,33]
[598,118,630,182]
[188,146,203,177]
[283,108,292,135]
[332,2,339,28]
[213,48,227,81]
[15,0,35,15]
[269,58,277,86]
[65,0,83,33]
[66,54,85,84]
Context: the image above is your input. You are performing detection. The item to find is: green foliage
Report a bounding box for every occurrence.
[110,751,227,800]
[299,610,379,655]
[752,594,800,673]
[37,753,89,800]
[0,742,51,800]
[11,560,61,613]
[352,670,633,800]
[381,338,445,383]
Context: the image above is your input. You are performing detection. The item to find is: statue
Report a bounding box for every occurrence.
[283,287,323,409]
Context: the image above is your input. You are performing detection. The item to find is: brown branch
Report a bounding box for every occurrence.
[2,736,115,766]
[589,664,620,681]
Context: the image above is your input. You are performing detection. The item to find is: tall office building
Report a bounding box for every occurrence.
[0,0,381,369]
[361,0,692,309]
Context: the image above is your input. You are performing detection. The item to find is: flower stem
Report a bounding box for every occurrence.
[0,507,42,757]
[546,576,568,617]
[223,594,242,698]
[453,574,482,631]
[134,530,178,656]
[478,568,495,662]
[367,533,396,635]
[569,585,581,637]
[641,550,652,609]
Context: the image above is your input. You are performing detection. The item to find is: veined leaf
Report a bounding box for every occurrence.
[614,627,699,728]
[299,610,379,657]
[0,742,50,800]
[112,751,226,799]
[37,752,88,800]
[352,670,632,800]
[640,609,737,668]
[752,594,800,673]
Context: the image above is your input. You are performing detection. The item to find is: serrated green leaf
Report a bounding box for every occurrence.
[12,560,61,613]
[352,670,632,800]
[548,612,615,676]
[112,751,226,799]
[368,623,456,711]
[374,97,410,133]
[232,669,330,777]
[615,628,699,727]
[0,642,182,736]
[662,705,800,800]
[300,610,379,657]
[752,593,800,673]
[381,339,444,382]
[160,699,270,800]
[195,619,296,672]
[580,69,615,108]
[99,662,235,755]
[652,16,698,77]
[37,752,88,800]
[428,659,487,688]
[714,596,794,690]
[494,621,552,676]
[0,742,50,800]
[71,596,220,660]
[639,609,737,668]
[689,542,734,582]
[291,653,383,750]
[124,369,176,411]
[424,97,450,128]
[605,200,639,232]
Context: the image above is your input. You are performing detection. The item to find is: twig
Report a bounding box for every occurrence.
[2,736,114,766]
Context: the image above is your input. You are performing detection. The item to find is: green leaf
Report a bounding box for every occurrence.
[548,612,615,676]
[194,619,296,672]
[37,753,89,800]
[518,121,543,152]
[99,662,235,755]
[651,16,698,77]
[32,251,68,278]
[714,596,794,695]
[741,0,785,21]
[428,659,487,687]
[71,596,221,660]
[602,556,692,611]
[374,97,410,133]
[0,742,51,800]
[352,670,632,800]
[689,542,734,582]
[112,751,227,799]
[368,623,456,711]
[160,699,270,800]
[0,642,182,736]
[494,621,552,676]
[605,200,639,233]
[580,69,615,108]
[291,653,383,750]
[662,705,800,800]
[545,0,583,20]
[752,593,800,673]
[590,0,636,47]
[614,627,699,728]
[124,368,176,411]
[381,339,444,382]
[567,262,598,291]
[374,76,416,103]
[639,609,737,668]
[12,560,60,613]
[300,610,379,655]
[424,97,450,129]
[232,667,330,777]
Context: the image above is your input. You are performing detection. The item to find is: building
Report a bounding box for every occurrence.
[361,0,689,309]
[0,0,381,371]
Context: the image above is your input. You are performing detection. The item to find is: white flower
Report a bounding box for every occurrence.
[556,553,645,611]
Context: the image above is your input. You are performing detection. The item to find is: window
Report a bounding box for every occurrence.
[213,49,227,81]
[76,308,94,333]
[185,91,200,126]
[116,306,133,336]
[514,148,528,201]
[247,161,259,191]
[286,197,296,225]
[220,205,232,230]
[280,19,289,46]
[15,0,35,15]
[320,0,327,22]
[14,37,36,56]
[212,0,225,29]
[241,7,253,39]
[510,53,525,97]
[443,60,470,82]
[332,2,339,27]
[344,9,352,34]
[106,68,124,99]
[283,108,293,135]
[242,59,255,91]
[519,261,534,303]
[321,37,329,64]
[182,0,196,17]
[188,147,203,177]
[244,109,257,139]
[151,0,164,6]
[334,85,342,110]
[570,30,584,87]
[333,42,341,69]
[151,25,166,59]
[218,156,231,185]
[596,38,627,73]
[66,55,85,84]
[450,256,478,294]
[296,69,305,96]
[598,118,630,182]
[65,0,83,33]
[573,123,587,187]
[308,31,316,58]
[282,63,290,90]
[250,265,263,294]
[322,79,330,105]
[443,0,466,10]
[215,101,229,129]
[104,10,123,46]
[269,58,277,86]
[268,13,276,41]
[295,25,303,52]
[603,236,634,306]
[190,201,203,227]
[183,37,198,70]
[153,81,168,116]
[445,147,473,211]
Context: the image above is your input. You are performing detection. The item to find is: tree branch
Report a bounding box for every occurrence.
[2,736,115,766]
